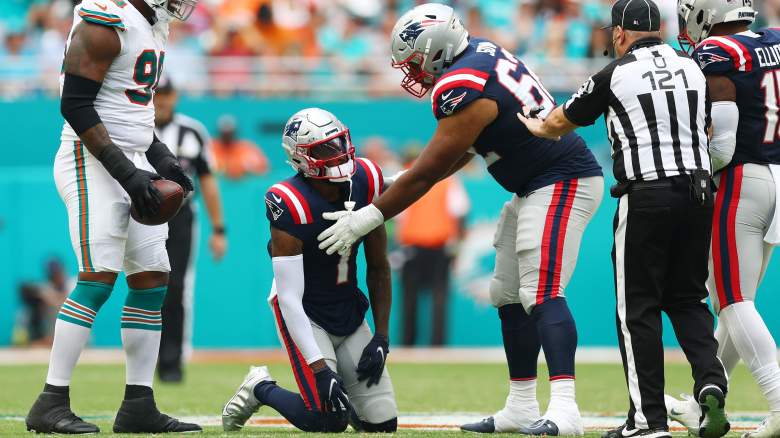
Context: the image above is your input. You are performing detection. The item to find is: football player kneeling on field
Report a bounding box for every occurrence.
[221,108,398,433]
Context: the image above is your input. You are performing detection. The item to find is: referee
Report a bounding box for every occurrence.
[154,77,227,382]
[518,1,729,437]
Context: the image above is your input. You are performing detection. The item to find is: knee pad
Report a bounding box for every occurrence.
[358,417,398,433]
[58,281,113,328]
[121,286,166,331]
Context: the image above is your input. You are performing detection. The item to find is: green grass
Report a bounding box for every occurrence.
[0,362,766,436]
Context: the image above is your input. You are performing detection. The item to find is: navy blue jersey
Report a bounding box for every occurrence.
[693,29,780,168]
[431,38,602,195]
[265,158,384,336]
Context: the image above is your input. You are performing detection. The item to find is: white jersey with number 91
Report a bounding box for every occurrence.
[60,0,169,154]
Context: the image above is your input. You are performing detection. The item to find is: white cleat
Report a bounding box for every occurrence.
[222,366,274,432]
[743,412,780,438]
[666,393,701,436]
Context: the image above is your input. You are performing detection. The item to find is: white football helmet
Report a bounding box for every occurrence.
[390,3,469,98]
[143,0,197,22]
[678,0,757,53]
[281,108,356,182]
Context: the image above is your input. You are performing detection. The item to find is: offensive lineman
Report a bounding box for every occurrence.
[668,2,780,437]
[317,3,604,435]
[221,108,398,433]
[25,0,200,434]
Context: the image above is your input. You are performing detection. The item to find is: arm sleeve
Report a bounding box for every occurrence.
[273,255,323,364]
[563,66,612,127]
[709,101,739,173]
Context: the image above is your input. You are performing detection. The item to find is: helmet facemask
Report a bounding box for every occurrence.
[293,129,356,182]
[145,0,197,22]
[392,52,437,98]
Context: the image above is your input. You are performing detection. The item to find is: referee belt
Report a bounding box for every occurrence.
[610,174,697,198]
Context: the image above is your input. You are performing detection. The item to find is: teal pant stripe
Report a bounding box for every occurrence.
[125,286,167,311]
[69,281,112,312]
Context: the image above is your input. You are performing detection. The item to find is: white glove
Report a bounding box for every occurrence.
[318,204,384,255]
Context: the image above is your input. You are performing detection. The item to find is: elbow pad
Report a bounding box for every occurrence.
[61,73,103,135]
[710,101,739,173]
[273,255,323,364]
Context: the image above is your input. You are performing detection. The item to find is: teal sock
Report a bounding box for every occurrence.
[47,281,112,386]
[122,286,166,386]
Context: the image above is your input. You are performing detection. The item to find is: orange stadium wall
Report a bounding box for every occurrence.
[1,97,779,348]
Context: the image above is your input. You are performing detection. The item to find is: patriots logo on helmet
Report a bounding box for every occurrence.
[440,90,467,116]
[284,120,302,142]
[398,19,445,48]
[697,52,731,69]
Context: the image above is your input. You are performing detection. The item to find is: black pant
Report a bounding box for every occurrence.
[401,246,450,346]
[611,178,727,429]
[158,204,195,377]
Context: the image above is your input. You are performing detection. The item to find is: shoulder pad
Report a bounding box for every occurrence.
[265,182,313,226]
[354,158,384,203]
[430,68,489,119]
[695,36,754,73]
[79,0,128,31]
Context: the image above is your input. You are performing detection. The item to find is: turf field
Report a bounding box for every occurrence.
[0,361,767,437]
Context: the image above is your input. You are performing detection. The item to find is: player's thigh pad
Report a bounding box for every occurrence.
[708,164,776,312]
[490,200,522,308]
[54,141,131,273]
[123,153,170,275]
[514,177,603,312]
[334,321,397,424]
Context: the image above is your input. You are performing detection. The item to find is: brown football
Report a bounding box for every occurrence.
[130,179,184,225]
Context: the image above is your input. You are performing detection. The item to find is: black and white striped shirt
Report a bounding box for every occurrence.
[155,113,214,193]
[564,37,710,183]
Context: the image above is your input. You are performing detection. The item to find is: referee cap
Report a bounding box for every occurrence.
[603,0,661,32]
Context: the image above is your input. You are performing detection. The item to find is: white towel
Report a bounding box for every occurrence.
[764,164,780,245]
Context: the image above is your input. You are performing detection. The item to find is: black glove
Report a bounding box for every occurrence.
[146,140,194,195]
[313,366,352,414]
[97,144,162,218]
[356,334,389,387]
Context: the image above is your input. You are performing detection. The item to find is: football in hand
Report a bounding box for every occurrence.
[130,179,184,225]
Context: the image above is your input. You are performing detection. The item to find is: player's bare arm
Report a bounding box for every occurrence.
[374,98,496,220]
[201,174,227,260]
[517,105,578,140]
[707,75,739,172]
[356,224,392,387]
[363,226,391,337]
[61,21,162,218]
[61,21,119,156]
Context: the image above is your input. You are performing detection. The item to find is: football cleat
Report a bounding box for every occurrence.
[519,418,560,436]
[665,393,701,435]
[113,396,201,433]
[222,366,275,432]
[26,392,100,434]
[602,423,672,438]
[698,385,730,438]
[461,417,497,433]
[743,412,780,438]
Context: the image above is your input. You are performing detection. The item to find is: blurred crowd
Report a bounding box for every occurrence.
[3,0,777,96]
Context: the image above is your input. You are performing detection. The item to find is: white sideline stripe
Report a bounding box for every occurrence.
[431,73,486,97]
[706,37,748,71]
[272,183,308,224]
[614,195,648,429]
[0,413,768,431]
[357,158,381,200]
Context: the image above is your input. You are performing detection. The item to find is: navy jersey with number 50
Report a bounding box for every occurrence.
[264,158,384,336]
[431,38,602,195]
[693,29,780,168]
